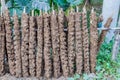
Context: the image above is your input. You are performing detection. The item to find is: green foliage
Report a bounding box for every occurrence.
[68,39,120,80]
[4,0,84,16]
[83,74,90,80]
[3,0,103,16]
[67,0,83,6]
[96,40,120,80]
[68,74,80,80]
[51,0,83,11]
[52,0,69,10]
[90,0,103,5]
[6,0,32,16]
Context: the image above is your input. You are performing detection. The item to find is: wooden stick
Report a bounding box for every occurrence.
[76,6,79,13]
[32,10,34,16]
[1,7,3,16]
[23,6,26,13]
[13,9,16,15]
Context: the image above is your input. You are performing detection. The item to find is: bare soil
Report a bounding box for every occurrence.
[0,74,67,80]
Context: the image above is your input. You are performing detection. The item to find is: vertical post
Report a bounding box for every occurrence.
[102,0,120,42]
[112,16,120,60]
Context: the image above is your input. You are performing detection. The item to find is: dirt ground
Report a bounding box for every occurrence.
[0,74,67,80]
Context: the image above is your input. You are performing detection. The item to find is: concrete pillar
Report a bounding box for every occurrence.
[102,0,120,42]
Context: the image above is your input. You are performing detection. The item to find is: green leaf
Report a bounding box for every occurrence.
[53,0,69,10]
[96,66,101,72]
[67,0,84,6]
[83,74,89,80]
[74,74,80,79]
[96,72,103,79]
[67,77,74,80]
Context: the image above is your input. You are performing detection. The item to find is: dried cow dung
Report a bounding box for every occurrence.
[68,11,75,75]
[50,11,61,78]
[43,13,52,78]
[36,15,43,77]
[29,16,36,76]
[13,14,22,77]
[98,17,113,49]
[82,8,90,73]
[21,13,29,77]
[0,16,5,76]
[58,9,69,77]
[4,9,16,75]
[0,8,104,78]
[75,12,83,74]
[90,9,98,73]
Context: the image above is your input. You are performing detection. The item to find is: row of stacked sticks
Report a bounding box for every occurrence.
[0,7,112,78]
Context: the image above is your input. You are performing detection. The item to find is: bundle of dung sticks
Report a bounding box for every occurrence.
[0,7,113,79]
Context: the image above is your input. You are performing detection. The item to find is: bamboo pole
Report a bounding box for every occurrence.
[4,8,16,75]
[50,10,61,78]
[90,8,98,73]
[68,8,75,75]
[21,10,29,77]
[13,12,22,77]
[29,12,36,76]
[82,7,90,73]
[58,9,69,77]
[36,11,44,77]
[75,9,83,74]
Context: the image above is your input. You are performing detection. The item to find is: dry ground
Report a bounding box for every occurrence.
[0,74,67,80]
